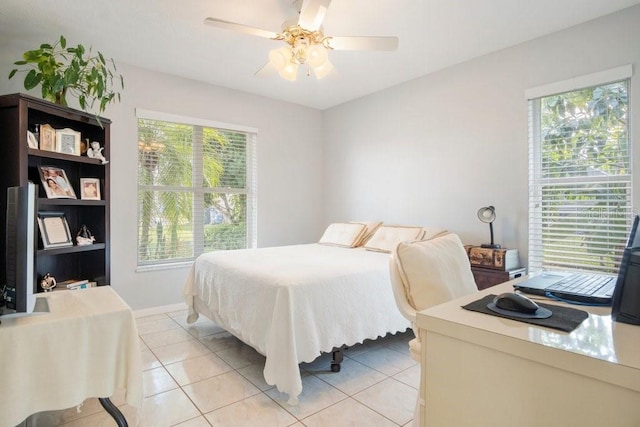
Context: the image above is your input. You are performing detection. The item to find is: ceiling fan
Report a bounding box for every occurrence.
[204,0,399,81]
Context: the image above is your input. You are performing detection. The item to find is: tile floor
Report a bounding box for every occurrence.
[22,308,418,427]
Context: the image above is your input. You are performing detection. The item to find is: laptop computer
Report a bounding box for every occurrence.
[514,215,640,306]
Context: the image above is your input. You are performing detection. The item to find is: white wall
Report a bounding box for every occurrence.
[1,5,639,309]
[0,55,324,309]
[323,5,640,265]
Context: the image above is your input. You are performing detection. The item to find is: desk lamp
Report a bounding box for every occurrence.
[477,206,501,249]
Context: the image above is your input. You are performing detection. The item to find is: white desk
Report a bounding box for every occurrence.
[0,287,142,427]
[416,279,640,427]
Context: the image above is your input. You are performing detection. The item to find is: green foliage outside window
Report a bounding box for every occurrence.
[537,81,630,271]
[137,118,249,264]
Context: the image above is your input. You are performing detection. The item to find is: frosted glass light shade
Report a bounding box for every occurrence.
[279,62,298,81]
[313,59,334,79]
[269,47,291,71]
[307,44,328,68]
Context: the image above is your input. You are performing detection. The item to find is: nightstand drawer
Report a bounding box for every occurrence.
[471,267,527,290]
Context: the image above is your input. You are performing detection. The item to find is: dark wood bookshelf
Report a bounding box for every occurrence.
[0,93,111,291]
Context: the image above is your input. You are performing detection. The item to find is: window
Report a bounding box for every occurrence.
[527,68,632,275]
[136,110,257,268]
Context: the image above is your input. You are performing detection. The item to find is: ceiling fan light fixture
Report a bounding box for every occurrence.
[204,0,399,82]
[313,59,333,79]
[307,43,328,68]
[279,61,298,81]
[269,47,291,71]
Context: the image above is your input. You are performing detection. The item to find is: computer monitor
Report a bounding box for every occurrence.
[611,215,640,325]
[2,183,37,316]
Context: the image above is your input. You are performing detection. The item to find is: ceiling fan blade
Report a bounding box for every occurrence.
[327,36,399,51]
[204,17,278,39]
[297,0,332,31]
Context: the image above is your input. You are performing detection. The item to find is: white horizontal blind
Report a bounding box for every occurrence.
[137,110,257,267]
[528,79,632,275]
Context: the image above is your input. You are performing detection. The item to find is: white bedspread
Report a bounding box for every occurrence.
[183,244,410,404]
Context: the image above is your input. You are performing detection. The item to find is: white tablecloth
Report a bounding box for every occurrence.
[0,287,142,427]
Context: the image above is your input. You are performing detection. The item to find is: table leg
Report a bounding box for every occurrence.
[98,398,128,427]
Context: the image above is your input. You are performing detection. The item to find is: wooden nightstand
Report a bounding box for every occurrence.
[471,266,527,290]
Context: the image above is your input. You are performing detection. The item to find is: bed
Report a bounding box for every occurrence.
[183,240,412,404]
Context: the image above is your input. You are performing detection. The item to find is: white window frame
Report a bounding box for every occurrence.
[526,66,633,274]
[135,109,257,271]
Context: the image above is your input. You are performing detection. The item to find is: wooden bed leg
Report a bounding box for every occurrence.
[331,346,347,372]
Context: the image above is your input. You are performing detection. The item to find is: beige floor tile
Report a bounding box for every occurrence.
[172,315,226,338]
[204,393,297,427]
[353,378,416,425]
[215,342,266,369]
[344,338,385,359]
[141,348,162,371]
[198,331,243,353]
[136,313,170,323]
[302,397,398,427]
[167,308,189,319]
[173,416,213,426]
[266,375,348,419]
[136,316,182,335]
[165,352,233,386]
[138,388,201,427]
[140,328,193,349]
[152,338,210,365]
[139,336,149,351]
[309,358,387,396]
[182,371,261,413]
[349,347,416,376]
[142,366,179,397]
[237,362,276,391]
[393,364,420,389]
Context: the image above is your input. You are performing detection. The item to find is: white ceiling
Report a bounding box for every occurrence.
[1,0,639,110]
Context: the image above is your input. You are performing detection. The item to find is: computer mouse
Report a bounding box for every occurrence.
[493,292,540,314]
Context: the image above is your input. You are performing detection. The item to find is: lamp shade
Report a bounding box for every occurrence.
[279,61,298,81]
[307,44,328,68]
[477,205,501,249]
[269,47,291,71]
[313,59,334,79]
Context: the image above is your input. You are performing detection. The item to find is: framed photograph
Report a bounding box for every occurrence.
[39,166,77,199]
[80,178,101,200]
[27,131,39,149]
[39,124,56,152]
[37,212,73,249]
[55,128,81,155]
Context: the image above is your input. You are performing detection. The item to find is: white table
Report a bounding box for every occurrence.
[0,287,142,427]
[416,279,640,427]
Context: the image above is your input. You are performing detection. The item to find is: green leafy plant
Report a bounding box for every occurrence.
[8,35,123,123]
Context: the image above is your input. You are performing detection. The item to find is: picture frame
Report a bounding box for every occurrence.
[39,124,56,152]
[39,166,77,199]
[55,128,81,155]
[37,212,73,249]
[80,178,101,200]
[27,130,39,149]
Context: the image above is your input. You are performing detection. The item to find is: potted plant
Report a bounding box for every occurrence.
[8,35,123,125]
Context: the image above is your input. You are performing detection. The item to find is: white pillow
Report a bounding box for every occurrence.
[364,225,424,253]
[422,227,449,241]
[350,221,383,246]
[318,222,367,248]
[394,233,477,311]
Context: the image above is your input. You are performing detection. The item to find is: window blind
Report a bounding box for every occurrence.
[528,79,632,275]
[136,110,257,268]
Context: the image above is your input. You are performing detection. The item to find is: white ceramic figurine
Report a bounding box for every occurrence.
[87,141,109,164]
